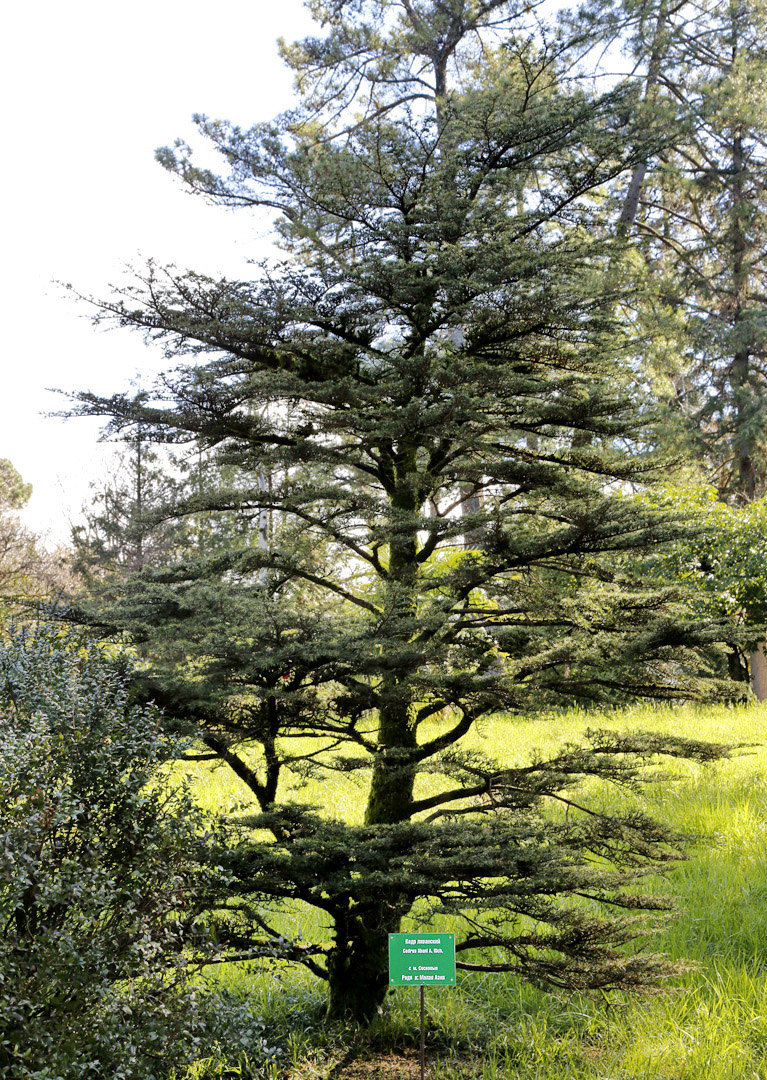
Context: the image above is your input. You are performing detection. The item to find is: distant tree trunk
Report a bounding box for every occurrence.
[728,67,767,699]
[134,432,145,572]
[616,0,669,237]
[257,465,270,584]
[750,644,767,701]
[728,644,749,684]
[460,485,483,548]
[446,328,483,548]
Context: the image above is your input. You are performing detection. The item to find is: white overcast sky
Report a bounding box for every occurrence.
[1,0,318,542]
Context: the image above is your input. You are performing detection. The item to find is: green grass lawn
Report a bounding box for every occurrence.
[183,701,767,1079]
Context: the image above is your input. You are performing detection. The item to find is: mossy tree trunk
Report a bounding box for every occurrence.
[327,449,421,1021]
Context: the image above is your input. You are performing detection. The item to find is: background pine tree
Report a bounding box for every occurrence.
[582,0,767,691]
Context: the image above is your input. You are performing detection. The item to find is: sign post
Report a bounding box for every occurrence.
[388,933,456,1080]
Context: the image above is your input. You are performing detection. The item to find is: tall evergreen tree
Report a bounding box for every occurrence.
[73,434,188,580]
[630,0,767,502]
[70,0,733,1023]
[582,0,767,689]
[72,435,263,581]
[580,0,767,496]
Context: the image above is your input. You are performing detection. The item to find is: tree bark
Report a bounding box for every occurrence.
[730,122,757,501]
[326,451,420,1021]
[616,0,669,236]
[750,644,767,701]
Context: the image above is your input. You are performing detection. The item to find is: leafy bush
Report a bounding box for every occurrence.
[0,625,278,1080]
[663,489,767,634]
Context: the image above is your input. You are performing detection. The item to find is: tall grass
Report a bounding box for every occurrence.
[184,701,767,1078]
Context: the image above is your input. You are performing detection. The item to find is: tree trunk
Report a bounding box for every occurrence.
[750,643,767,701]
[326,700,416,1021]
[730,124,757,501]
[451,316,484,547]
[326,901,402,1023]
[326,699,416,1021]
[616,0,669,236]
[326,457,420,1021]
[728,644,749,684]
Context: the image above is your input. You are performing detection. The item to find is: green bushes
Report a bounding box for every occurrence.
[0,626,277,1080]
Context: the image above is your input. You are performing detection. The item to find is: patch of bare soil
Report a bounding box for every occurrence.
[288,1049,480,1079]
[334,1051,421,1077]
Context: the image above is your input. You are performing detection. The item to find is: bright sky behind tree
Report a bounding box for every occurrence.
[1,0,316,542]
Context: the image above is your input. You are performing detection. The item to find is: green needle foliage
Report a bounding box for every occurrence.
[72,435,189,580]
[69,0,736,1025]
[580,0,767,502]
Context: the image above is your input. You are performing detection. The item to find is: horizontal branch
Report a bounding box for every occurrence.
[410,782,488,816]
[194,942,329,980]
[413,710,477,762]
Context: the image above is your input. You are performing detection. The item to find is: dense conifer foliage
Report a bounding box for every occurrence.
[582,0,767,689]
[601,0,767,500]
[70,1,735,1023]
[72,436,187,579]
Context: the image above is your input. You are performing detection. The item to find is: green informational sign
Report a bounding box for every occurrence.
[388,932,456,986]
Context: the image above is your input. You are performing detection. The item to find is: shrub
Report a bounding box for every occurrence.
[0,625,277,1080]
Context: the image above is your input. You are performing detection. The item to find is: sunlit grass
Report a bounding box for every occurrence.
[181,700,767,1078]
